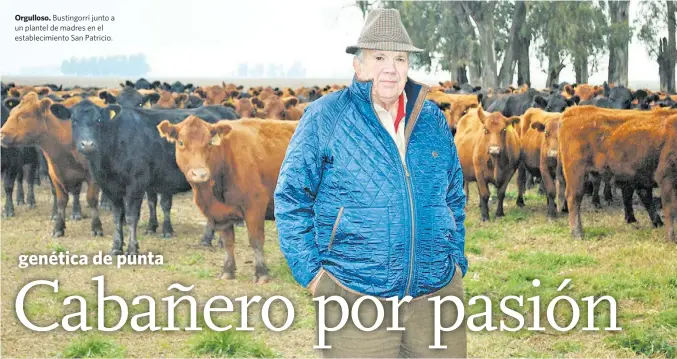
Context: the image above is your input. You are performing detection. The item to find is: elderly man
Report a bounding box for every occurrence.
[274,8,467,358]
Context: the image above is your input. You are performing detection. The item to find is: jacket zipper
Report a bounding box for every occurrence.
[328,207,344,251]
[365,81,428,297]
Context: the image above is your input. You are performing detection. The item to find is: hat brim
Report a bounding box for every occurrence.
[346,42,424,54]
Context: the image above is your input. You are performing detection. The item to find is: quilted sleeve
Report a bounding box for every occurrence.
[438,107,468,277]
[274,107,324,288]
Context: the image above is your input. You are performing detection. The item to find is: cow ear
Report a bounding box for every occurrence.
[531,121,546,132]
[9,89,20,98]
[534,96,548,109]
[37,88,50,96]
[50,103,71,120]
[223,102,236,110]
[39,98,53,114]
[506,116,521,128]
[284,97,299,109]
[106,105,122,121]
[568,95,581,106]
[157,120,178,142]
[564,85,575,96]
[210,122,234,140]
[4,97,20,110]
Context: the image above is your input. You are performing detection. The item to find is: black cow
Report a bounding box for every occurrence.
[579,82,644,110]
[487,88,550,116]
[1,99,40,217]
[50,100,239,255]
[533,92,580,113]
[100,87,160,108]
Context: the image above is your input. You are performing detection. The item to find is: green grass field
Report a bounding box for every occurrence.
[1,180,675,358]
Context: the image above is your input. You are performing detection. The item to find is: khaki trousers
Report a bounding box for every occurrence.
[313,265,467,358]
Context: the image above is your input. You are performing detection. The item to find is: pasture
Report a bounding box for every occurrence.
[1,177,675,358]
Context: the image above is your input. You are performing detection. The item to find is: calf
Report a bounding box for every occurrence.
[157,116,298,282]
[51,100,238,255]
[0,93,103,237]
[558,106,676,239]
[455,107,521,221]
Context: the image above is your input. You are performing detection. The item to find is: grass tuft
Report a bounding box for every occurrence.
[188,329,278,358]
[58,337,125,358]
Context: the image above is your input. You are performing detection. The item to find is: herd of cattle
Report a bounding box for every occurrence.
[1,78,676,282]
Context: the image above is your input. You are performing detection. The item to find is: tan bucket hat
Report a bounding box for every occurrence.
[346,8,423,54]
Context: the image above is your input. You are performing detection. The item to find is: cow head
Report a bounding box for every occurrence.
[531,116,562,160]
[534,93,580,113]
[157,115,232,184]
[477,109,520,156]
[0,93,55,147]
[52,100,122,155]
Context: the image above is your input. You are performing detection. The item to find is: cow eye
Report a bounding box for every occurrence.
[462,110,468,115]
[502,128,507,133]
[484,128,489,134]
[177,140,184,147]
[544,131,549,137]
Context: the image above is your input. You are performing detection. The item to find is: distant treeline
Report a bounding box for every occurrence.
[60,54,151,76]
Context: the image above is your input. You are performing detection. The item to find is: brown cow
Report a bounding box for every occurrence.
[427,92,482,132]
[574,84,603,102]
[154,90,187,109]
[559,106,677,239]
[530,115,567,218]
[516,108,562,210]
[455,107,521,221]
[0,93,103,237]
[260,96,303,121]
[157,116,298,282]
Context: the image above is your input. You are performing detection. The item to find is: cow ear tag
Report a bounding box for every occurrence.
[209,133,221,146]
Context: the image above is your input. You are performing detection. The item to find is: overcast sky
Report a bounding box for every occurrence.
[0,0,665,88]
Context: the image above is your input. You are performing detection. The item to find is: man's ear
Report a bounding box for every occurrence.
[157,120,178,143]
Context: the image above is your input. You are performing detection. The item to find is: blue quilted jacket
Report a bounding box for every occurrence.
[274,76,467,299]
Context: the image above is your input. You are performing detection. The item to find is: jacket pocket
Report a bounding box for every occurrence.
[328,207,344,251]
[330,207,391,286]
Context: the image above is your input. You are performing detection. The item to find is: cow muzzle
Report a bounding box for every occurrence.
[547,149,558,158]
[187,167,211,183]
[79,140,96,153]
[488,146,501,155]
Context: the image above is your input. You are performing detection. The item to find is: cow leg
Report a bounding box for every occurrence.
[541,163,557,218]
[564,166,586,239]
[244,207,270,284]
[160,194,174,238]
[619,182,637,224]
[2,167,17,218]
[87,182,104,236]
[603,177,614,204]
[111,198,126,256]
[659,178,676,243]
[49,177,58,220]
[516,162,526,207]
[590,174,602,209]
[200,224,217,247]
[477,178,491,222]
[144,191,158,234]
[556,160,568,213]
[71,183,82,220]
[638,188,663,228]
[25,160,37,209]
[125,195,144,255]
[53,184,69,237]
[496,177,512,218]
[516,163,527,208]
[525,175,534,190]
[100,192,112,211]
[15,166,25,206]
[218,224,237,280]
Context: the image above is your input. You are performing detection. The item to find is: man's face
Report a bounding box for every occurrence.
[353,49,409,105]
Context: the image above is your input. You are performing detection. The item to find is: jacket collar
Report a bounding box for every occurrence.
[349,73,429,145]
